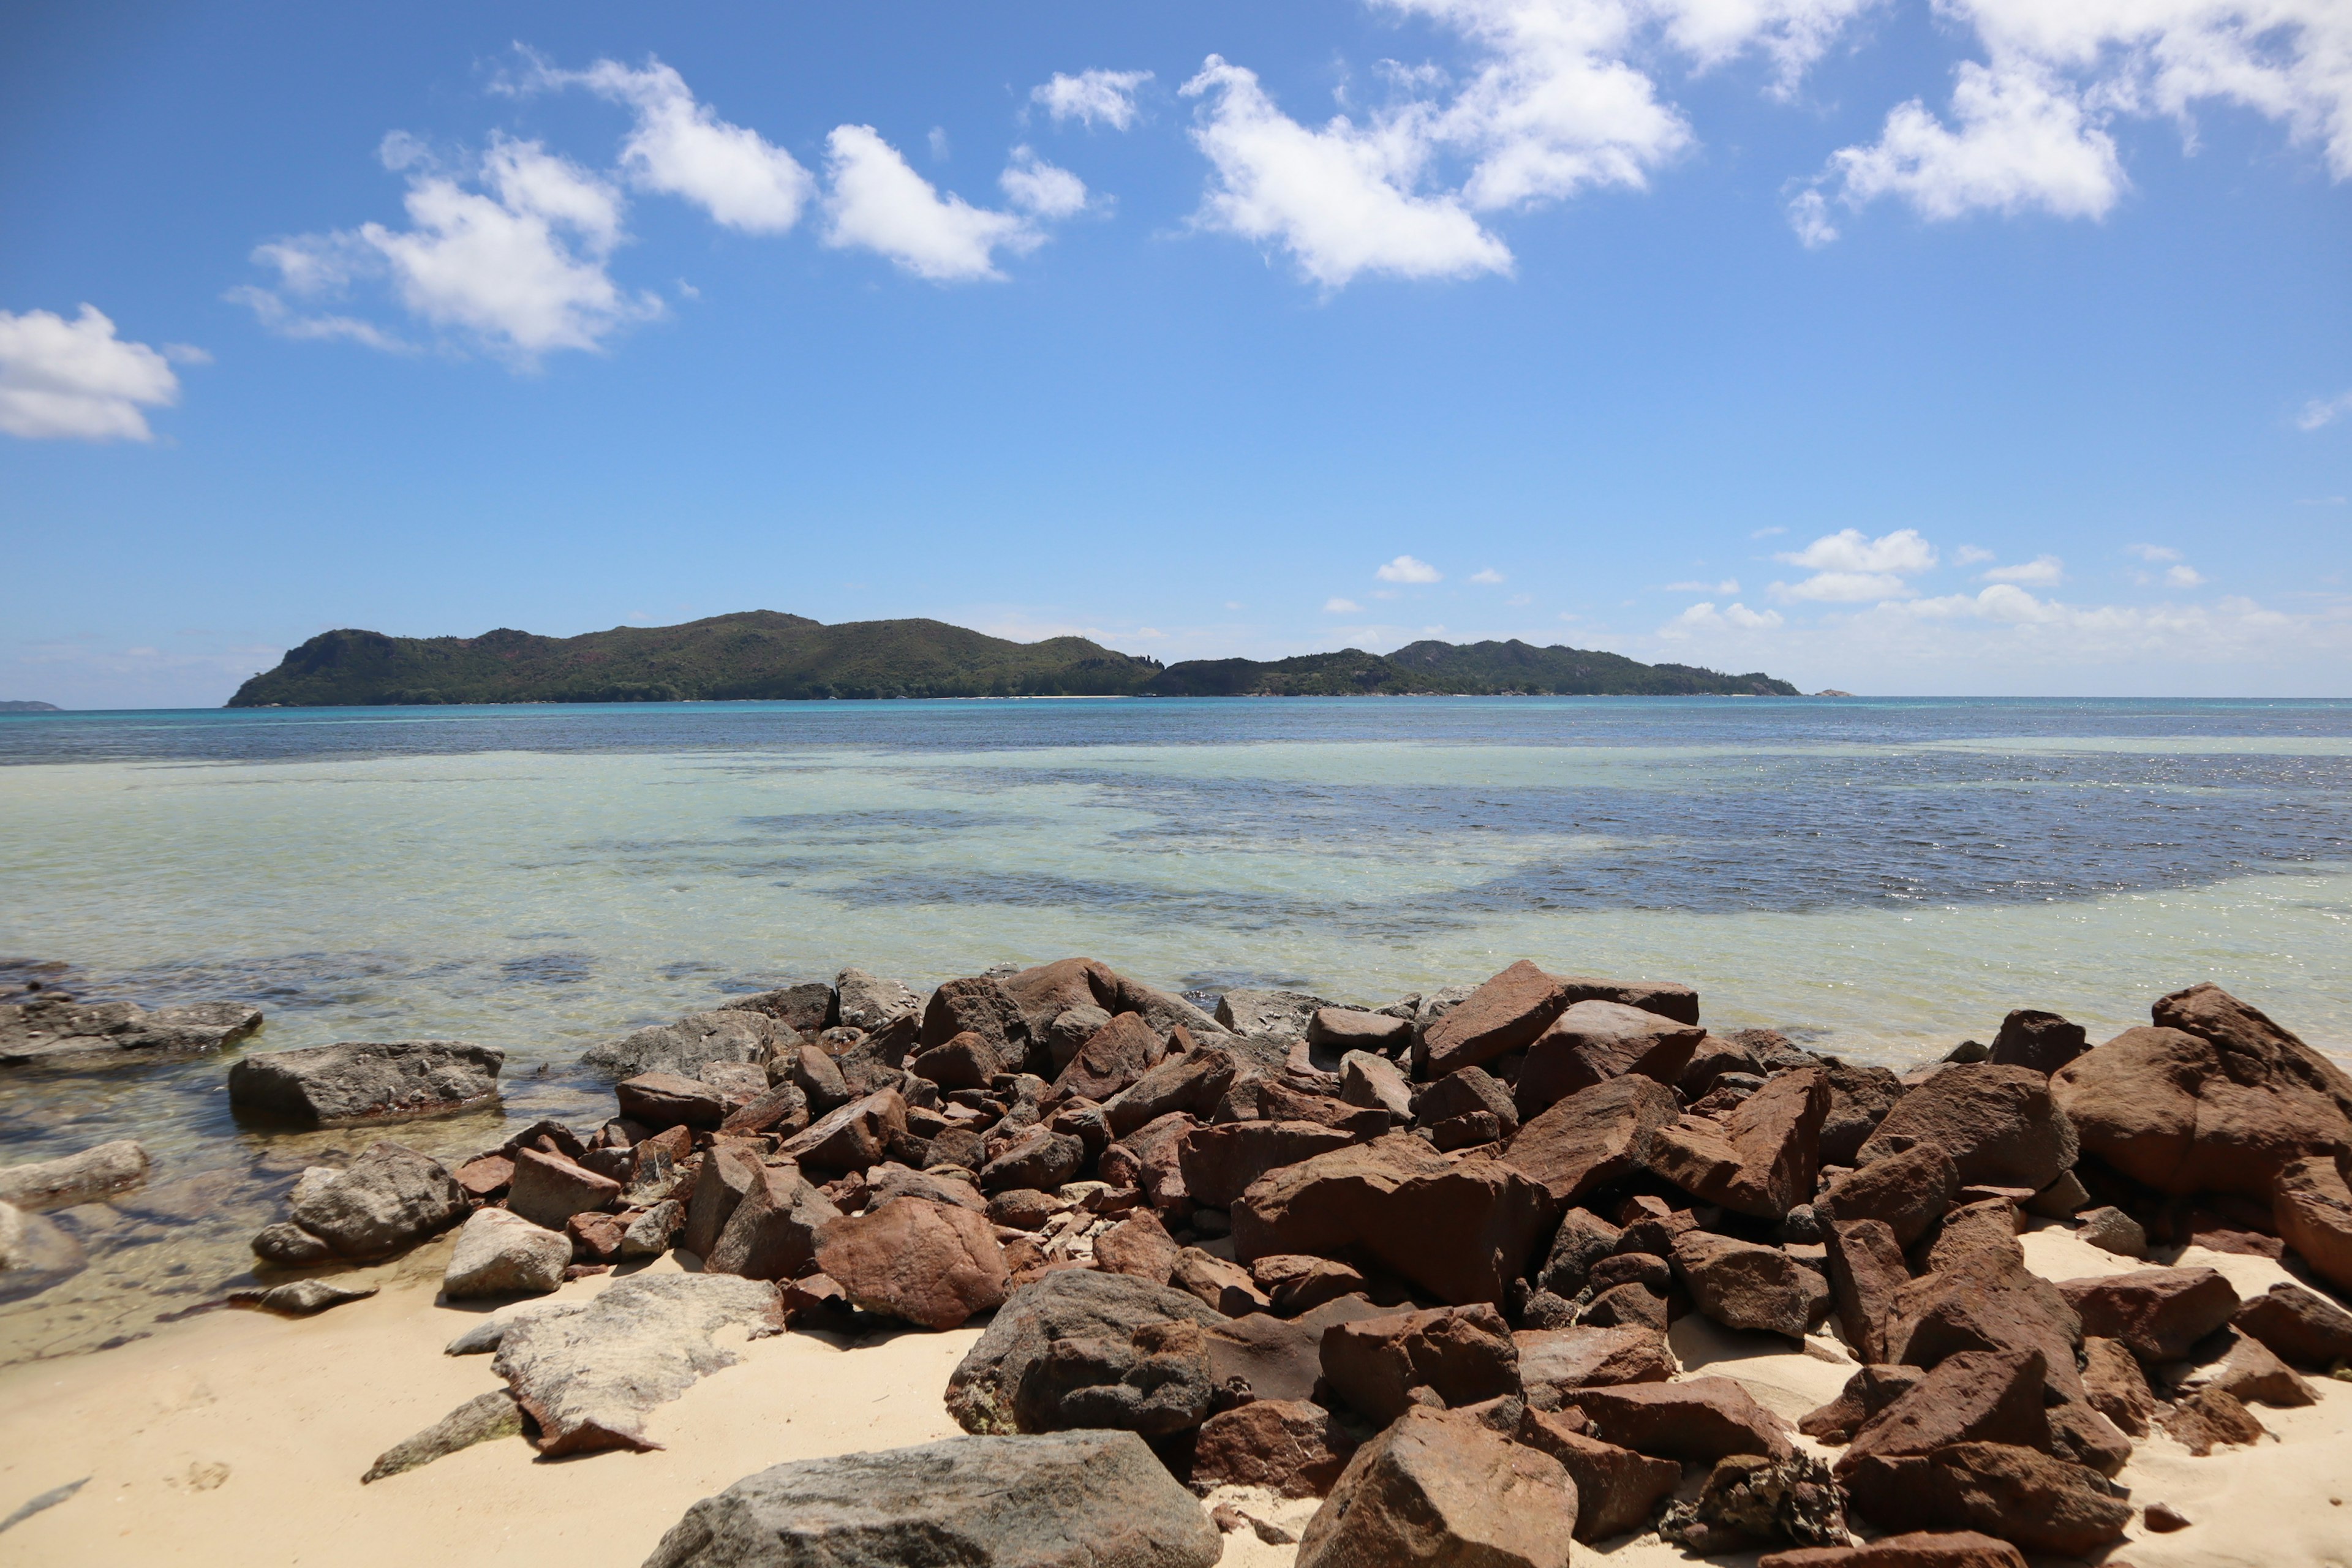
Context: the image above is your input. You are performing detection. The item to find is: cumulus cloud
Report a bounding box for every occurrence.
[1800,1,2352,237]
[1770,527,1937,600]
[2299,391,2352,429]
[1325,597,1366,612]
[1033,69,1153,130]
[1953,545,1996,564]
[2166,564,2207,587]
[1376,554,1444,583]
[822,126,1062,282]
[1662,600,1785,635]
[0,304,184,441]
[1469,567,1506,584]
[1981,554,2064,585]
[551,57,814,233]
[1000,147,1091,217]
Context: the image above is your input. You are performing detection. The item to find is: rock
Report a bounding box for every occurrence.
[1320,1303,1521,1423]
[494,1272,783,1454]
[2025,1170,2089,1219]
[1215,987,1329,1040]
[2232,1280,2352,1368]
[454,1153,514,1200]
[0,993,262,1065]
[2143,1499,2192,1531]
[1757,1533,2027,1568]
[945,1270,1224,1433]
[2080,1335,2154,1435]
[1581,1281,1669,1331]
[1295,1407,1576,1568]
[1673,1229,1831,1338]
[1823,1218,1910,1363]
[1170,1246,1270,1315]
[1659,1450,1849,1553]
[911,1030,1007,1091]
[2043,1400,2132,1476]
[726,979,835,1034]
[1820,1142,1961,1249]
[1312,1008,1411,1054]
[362,1390,524,1482]
[2058,1266,2238,1362]
[921,976,1033,1069]
[616,1071,730,1131]
[1415,961,1569,1079]
[507,1145,623,1231]
[1515,1000,1706,1118]
[1092,1209,1180,1286]
[1551,974,1700,1027]
[1103,1050,1239,1137]
[1051,1012,1165,1102]
[1205,1295,1389,1402]
[2274,1153,2352,1291]
[774,1088,905,1174]
[1499,1076,1679,1205]
[1012,1316,1217,1436]
[1918,1198,2024,1273]
[2049,986,2352,1199]
[443,1300,584,1355]
[1819,1063,1906,1166]
[680,1144,761,1259]
[250,1219,335,1267]
[1415,1065,1520,1136]
[1513,1325,1674,1404]
[1180,1120,1355,1210]
[1251,1253,1366,1314]
[2158,1385,2269,1453]
[235,1278,379,1315]
[1839,1349,2049,1468]
[1800,1363,1927,1441]
[1988,1010,2087,1075]
[1231,1133,1555,1306]
[279,1140,466,1261]
[2075,1204,2149,1258]
[719,1079,810,1138]
[988,1188,1064,1230]
[582,1010,788,1079]
[1513,1407,1681,1540]
[981,1128,1085,1194]
[443,1207,570,1298]
[1856,1065,2077,1193]
[816,1196,1006,1329]
[643,1429,1221,1568]
[834,967,922,1035]
[1338,1050,1412,1120]
[1649,1067,1830,1218]
[1529,1207,1619,1297]
[1099,1112,1196,1211]
[1843,1443,2129,1555]
[227,1039,503,1126]
[621,1199,684,1258]
[775,1044,851,1113]
[1192,1398,1360,1497]
[1885,1248,2084,1402]
[1562,1376,1795,1461]
[705,1165,841,1282]
[0,1140,150,1213]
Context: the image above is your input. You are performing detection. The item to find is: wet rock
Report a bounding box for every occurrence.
[1515,1000,1706,1119]
[494,1272,784,1455]
[1839,1349,2049,1469]
[1659,1450,1848,1553]
[582,1010,786,1079]
[228,1039,503,1126]
[1562,1376,1796,1461]
[1417,960,1570,1080]
[362,1390,523,1483]
[2273,1152,2352,1291]
[250,1219,335,1267]
[0,1139,150,1213]
[507,1146,623,1231]
[944,1268,1223,1434]
[1499,1075,1680,1206]
[2058,1266,2237,1362]
[235,1278,379,1315]
[642,1429,1221,1568]
[1179,1120,1355,1210]
[0,993,262,1065]
[2157,1385,2268,1454]
[1673,1229,1831,1338]
[1320,1303,1521,1423]
[1092,1208,1180,1286]
[443,1207,570,1298]
[2231,1280,2352,1368]
[1856,1065,2077,1193]
[1191,1398,1360,1497]
[2081,1335,2155,1434]
[1513,1406,1681,1541]
[1757,1532,2028,1568]
[774,1088,906,1174]
[1295,1406,1577,1568]
[1823,1217,1910,1363]
[816,1195,1006,1330]
[704,1165,841,1283]
[621,1198,684,1259]
[1988,1010,2088,1076]
[1646,1066,1830,1219]
[279,1140,466,1262]
[1013,1316,1217,1436]
[1820,1142,1961,1250]
[1514,1325,1674,1405]
[1842,1442,2130,1556]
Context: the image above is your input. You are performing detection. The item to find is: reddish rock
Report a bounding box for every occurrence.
[2045,1400,2132,1476]
[1256,1080,1387,1136]
[2057,1266,2238,1362]
[1649,1067,1831,1219]
[1513,1407,1682,1542]
[979,1128,1085,1193]
[1988,1009,2089,1075]
[1562,1376,1795,1461]
[1250,1254,1366,1316]
[1918,1198,2023,1273]
[2232,1280,2352,1368]
[1014,1316,1218,1436]
[703,1163,841,1281]
[1170,1246,1271,1316]
[1204,1295,1387,1403]
[1052,1012,1166,1102]
[1414,1065,1520,1137]
[1513,1325,1674,1405]
[1191,1398,1360,1498]
[1841,1442,2130,1556]
[1231,1134,1554,1306]
[1310,1008,1411,1054]
[1103,1050,1238,1137]
[1515,1000,1706,1118]
[1092,1209,1180,1286]
[1672,1229,1830,1338]
[1000,957,1121,1047]
[1758,1532,2027,1568]
[1499,1076,1679,1205]
[1824,1218,1910,1363]
[986,1187,1061,1231]
[1883,1246,2084,1402]
[2081,1336,2155,1435]
[775,1089,906,1174]
[1550,974,1701,1027]
[1417,960,1570,1079]
[816,1195,1009,1330]
[678,1143,760,1259]
[1099,1112,1195,1210]
[1179,1120,1355,1210]
[1820,1142,1961,1249]
[456,1152,515,1199]
[919,976,1033,1069]
[1295,1407,1577,1568]
[567,1209,628,1263]
[1838,1349,2049,1469]
[1582,1283,1668,1331]
[2274,1153,2352,1291]
[1321,1303,1521,1423]
[910,1031,1006,1091]
[507,1146,623,1231]
[1798,1364,1926,1442]
[1821,1063,1907,1166]
[1856,1064,2078,1193]
[616,1071,730,1131]
[718,1080,810,1137]
[2158,1386,2269,1454]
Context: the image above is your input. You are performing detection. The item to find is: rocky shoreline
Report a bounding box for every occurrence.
[5,957,2352,1566]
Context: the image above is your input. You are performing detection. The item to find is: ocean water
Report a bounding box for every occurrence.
[1,695,2347,1361]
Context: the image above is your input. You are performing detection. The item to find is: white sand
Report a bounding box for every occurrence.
[1,1224,2346,1567]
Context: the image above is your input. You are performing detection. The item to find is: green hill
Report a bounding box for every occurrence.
[226,613,1799,706]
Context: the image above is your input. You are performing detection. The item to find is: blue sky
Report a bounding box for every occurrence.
[3,0,2348,706]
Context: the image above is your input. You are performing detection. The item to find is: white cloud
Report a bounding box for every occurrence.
[1981,554,2064,585]
[1777,570,1917,601]
[1375,553,1444,583]
[2166,563,2207,587]
[1325,597,1366,612]
[2299,391,2352,429]
[1469,567,1506,584]
[1662,600,1785,635]
[1033,69,1154,131]
[822,126,1047,282]
[2128,543,2182,561]
[1666,577,1740,593]
[1180,56,1512,287]
[1000,147,1091,218]
[556,58,815,233]
[225,285,412,352]
[1953,545,1996,564]
[0,305,183,442]
[1770,527,1937,601]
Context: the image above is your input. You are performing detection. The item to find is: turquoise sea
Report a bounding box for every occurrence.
[1,695,2347,1360]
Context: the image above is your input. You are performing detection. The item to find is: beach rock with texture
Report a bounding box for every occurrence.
[1092,1208,1181,1286]
[704,1165,841,1283]
[1051,1012,1166,1102]
[582,1010,785,1079]
[617,1071,731,1131]
[1673,1229,1831,1338]
[1988,1010,2089,1076]
[1883,1247,2083,1401]
[1562,1376,1795,1461]
[1319,1304,1521,1423]
[1821,1063,1907,1166]
[1515,1000,1706,1118]
[1011,1316,1218,1436]
[2232,1280,2352,1368]
[1856,1065,2076,1193]
[1104,1049,1240,1137]
[1757,1533,2027,1568]
[2058,1265,2237,1362]
[1841,1443,2129,1556]
[1338,1050,1413,1120]
[774,1088,905,1174]
[1514,1325,1675,1404]
[1313,1008,1412,1054]
[1820,1142,1960,1248]
[1499,1076,1679,1205]
[944,1267,1224,1434]
[0,994,262,1065]
[1417,960,1569,1079]
[228,1039,503,1126]
[1191,1399,1361,1498]
[1180,1120,1355,1210]
[0,1139,150,1213]
[1648,1066,1830,1218]
[362,1389,524,1483]
[641,1430,1221,1568]
[1823,1218,1910,1363]
[1513,1407,1682,1541]
[816,1195,1006,1330]
[443,1207,570,1298]
[280,1140,466,1261]
[1838,1349,2049,1468]
[2273,1153,2352,1291]
[1295,1407,1577,1568]
[725,979,836,1035]
[507,1146,622,1231]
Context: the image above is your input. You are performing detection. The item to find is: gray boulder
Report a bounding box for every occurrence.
[267,1141,467,1261]
[0,995,261,1065]
[944,1267,1223,1434]
[643,1431,1221,1568]
[835,968,922,1032]
[0,1139,150,1212]
[363,1390,524,1483]
[227,1040,503,1126]
[442,1207,570,1298]
[1215,989,1332,1041]
[235,1278,378,1315]
[581,1011,788,1079]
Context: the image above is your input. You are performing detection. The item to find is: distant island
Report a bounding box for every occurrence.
[0,700,61,712]
[224,611,1801,706]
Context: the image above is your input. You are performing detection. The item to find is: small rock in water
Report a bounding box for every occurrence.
[0,1140,153,1213]
[226,1039,503,1126]
[361,1390,524,1482]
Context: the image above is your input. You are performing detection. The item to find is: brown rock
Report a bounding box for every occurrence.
[616,1071,730,1131]
[1310,1008,1411,1053]
[1191,1399,1360,1498]
[1681,1033,1766,1098]
[455,1153,515,1200]
[1823,1218,1910,1363]
[1758,1532,2027,1568]
[1514,1000,1706,1119]
[2057,1266,2238,1362]
[1414,1066,1520,1137]
[1798,1363,1926,1442]
[1562,1376,1795,1461]
[1581,1283,1668,1331]
[816,1196,1009,1329]
[1052,1012,1166,1102]
[1295,1406,1576,1568]
[567,1210,628,1264]
[2044,1400,2132,1476]
[507,1146,623,1231]
[679,1143,761,1259]
[2231,1280,2352,1369]
[1838,1349,2049,1469]
[1513,1407,1681,1541]
[1649,1066,1830,1218]
[775,1089,906,1174]
[1532,1207,1623,1297]
[1821,1063,1908,1166]
[1014,1316,1217,1436]
[1231,1134,1554,1306]
[919,976,1033,1070]
[2081,1336,2155,1435]
[1104,1050,1238,1138]
[999,957,1121,1046]
[910,1031,1006,1091]
[1883,1246,2084,1402]
[718,1080,810,1137]
[1169,1246,1271,1316]
[1550,974,1701,1027]
[1319,1303,1521,1423]
[778,1043,851,1113]
[1820,1142,1961,1249]
[703,1164,840,1281]
[1918,1198,2023,1273]
[2274,1153,2352,1291]
[1988,1009,2088,1075]
[1093,1209,1180,1286]
[1417,960,1570,1080]
[2157,1385,2268,1454]
[1856,1064,2078,1192]
[1099,1112,1195,1210]
[979,1127,1085,1193]
[1179,1120,1355,1210]
[1841,1442,2130,1556]
[1499,1076,1679,1206]
[1514,1325,1673,1404]
[2144,1500,2191,1531]
[1251,1254,1367,1316]
[1672,1229,1830,1338]
[1204,1294,1388,1403]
